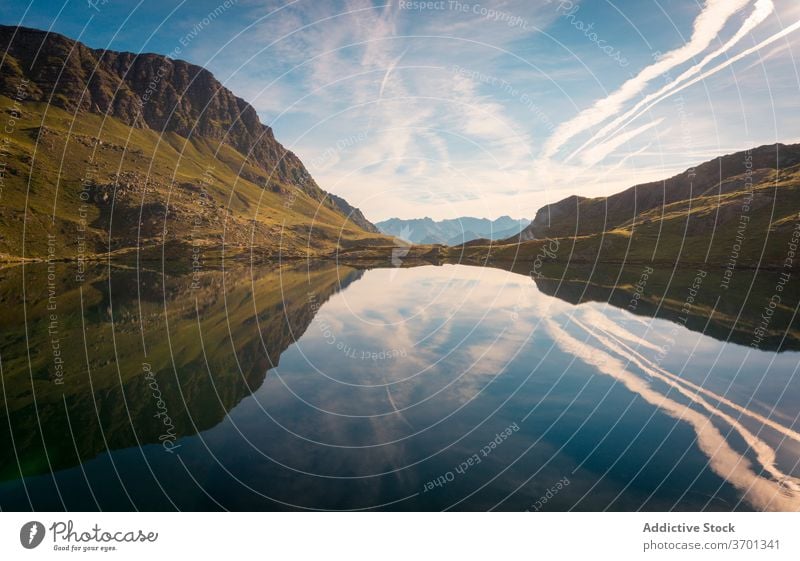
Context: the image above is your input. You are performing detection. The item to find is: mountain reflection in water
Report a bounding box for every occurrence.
[0,261,798,511]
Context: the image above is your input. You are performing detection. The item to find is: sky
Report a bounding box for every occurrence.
[2,0,799,221]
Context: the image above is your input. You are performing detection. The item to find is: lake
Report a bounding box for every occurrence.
[1,260,799,511]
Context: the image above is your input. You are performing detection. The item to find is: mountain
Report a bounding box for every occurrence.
[522,143,800,241]
[458,143,800,267]
[377,215,529,245]
[0,25,383,261]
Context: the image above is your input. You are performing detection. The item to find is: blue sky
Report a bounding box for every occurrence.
[2,0,799,221]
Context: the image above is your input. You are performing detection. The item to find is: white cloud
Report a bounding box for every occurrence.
[182,0,799,221]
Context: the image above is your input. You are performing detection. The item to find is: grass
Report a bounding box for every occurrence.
[0,95,392,262]
[450,165,800,268]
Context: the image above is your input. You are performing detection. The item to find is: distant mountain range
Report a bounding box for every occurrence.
[377,216,530,245]
[0,25,384,261]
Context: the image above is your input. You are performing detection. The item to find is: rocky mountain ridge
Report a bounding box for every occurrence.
[0,24,377,233]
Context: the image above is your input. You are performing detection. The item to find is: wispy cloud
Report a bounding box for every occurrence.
[159,0,800,219]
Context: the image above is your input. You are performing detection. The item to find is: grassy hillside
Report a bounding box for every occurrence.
[0,95,390,261]
[0,25,392,262]
[454,144,800,268]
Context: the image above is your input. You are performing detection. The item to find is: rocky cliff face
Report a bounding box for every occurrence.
[0,25,378,233]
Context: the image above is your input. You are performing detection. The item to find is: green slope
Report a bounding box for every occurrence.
[455,143,800,268]
[0,25,391,262]
[0,95,389,261]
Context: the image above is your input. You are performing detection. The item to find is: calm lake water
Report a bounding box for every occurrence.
[1,261,799,511]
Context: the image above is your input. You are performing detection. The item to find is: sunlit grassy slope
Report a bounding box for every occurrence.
[0,95,391,261]
[453,145,800,268]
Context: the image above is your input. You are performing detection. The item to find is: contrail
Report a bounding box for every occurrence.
[541,0,751,161]
[367,47,409,132]
[580,14,800,165]
[579,119,663,167]
[379,47,408,100]
[568,0,776,164]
